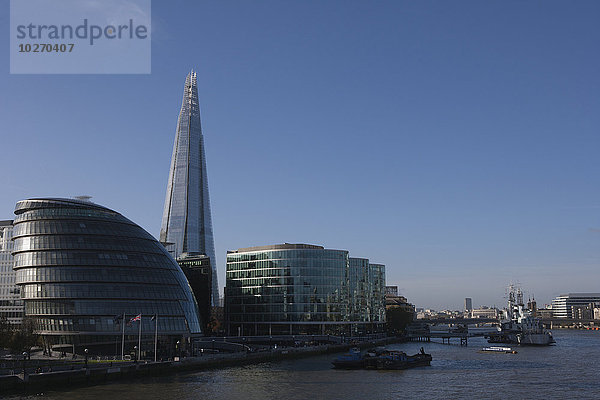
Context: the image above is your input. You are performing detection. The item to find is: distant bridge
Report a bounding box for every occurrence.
[416,317,499,325]
[406,318,499,346]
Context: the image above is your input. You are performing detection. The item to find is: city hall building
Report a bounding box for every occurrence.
[225,243,385,336]
[12,198,203,356]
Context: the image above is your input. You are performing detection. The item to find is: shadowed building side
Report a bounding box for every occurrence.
[13,198,202,356]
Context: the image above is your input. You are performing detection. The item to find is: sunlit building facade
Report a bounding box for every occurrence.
[160,71,218,305]
[225,244,385,335]
[13,198,202,354]
[552,293,600,319]
[348,258,386,324]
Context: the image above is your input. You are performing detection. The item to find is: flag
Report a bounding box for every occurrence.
[129,314,141,323]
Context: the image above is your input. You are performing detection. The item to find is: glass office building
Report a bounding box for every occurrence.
[12,198,202,354]
[348,258,386,324]
[160,71,218,305]
[225,244,385,335]
[0,220,23,325]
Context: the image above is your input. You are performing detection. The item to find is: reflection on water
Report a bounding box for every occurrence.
[8,330,600,400]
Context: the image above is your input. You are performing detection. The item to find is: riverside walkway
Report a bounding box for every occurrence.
[0,336,397,395]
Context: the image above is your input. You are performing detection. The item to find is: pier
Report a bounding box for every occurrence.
[406,318,499,346]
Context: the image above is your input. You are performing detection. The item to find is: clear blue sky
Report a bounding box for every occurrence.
[1,0,598,309]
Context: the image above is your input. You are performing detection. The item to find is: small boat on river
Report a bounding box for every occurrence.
[480,346,517,354]
[331,348,365,369]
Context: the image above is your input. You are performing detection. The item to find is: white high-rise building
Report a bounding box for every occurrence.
[552,293,600,318]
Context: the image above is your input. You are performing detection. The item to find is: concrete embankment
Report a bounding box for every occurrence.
[0,337,400,395]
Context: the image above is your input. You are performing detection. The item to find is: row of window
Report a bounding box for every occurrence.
[228,303,343,313]
[20,283,185,300]
[226,285,344,296]
[227,264,346,276]
[34,316,189,333]
[16,267,178,285]
[14,206,120,223]
[226,310,385,323]
[14,251,173,269]
[227,313,346,323]
[227,259,347,271]
[227,249,348,263]
[25,299,184,316]
[13,220,153,240]
[0,299,24,306]
[14,235,164,254]
[0,311,23,319]
[226,277,345,287]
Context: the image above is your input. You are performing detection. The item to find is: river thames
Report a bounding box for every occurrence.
[7,330,600,400]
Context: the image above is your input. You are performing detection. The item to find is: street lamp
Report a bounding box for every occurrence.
[133,346,138,363]
[176,341,180,359]
[84,348,89,369]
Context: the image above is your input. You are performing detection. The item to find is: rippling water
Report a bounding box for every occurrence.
[9,330,600,400]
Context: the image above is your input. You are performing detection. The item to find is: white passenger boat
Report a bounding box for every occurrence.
[481,346,517,354]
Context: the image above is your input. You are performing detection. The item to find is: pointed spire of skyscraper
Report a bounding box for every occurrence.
[161,71,218,305]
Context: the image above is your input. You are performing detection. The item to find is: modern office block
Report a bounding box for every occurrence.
[552,293,600,318]
[12,198,202,354]
[0,220,23,325]
[160,71,218,305]
[348,258,385,323]
[225,243,385,335]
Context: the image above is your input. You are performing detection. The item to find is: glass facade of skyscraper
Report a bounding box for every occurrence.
[225,244,385,335]
[160,71,218,305]
[12,198,202,354]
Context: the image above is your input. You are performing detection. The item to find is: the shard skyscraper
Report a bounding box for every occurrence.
[161,71,218,305]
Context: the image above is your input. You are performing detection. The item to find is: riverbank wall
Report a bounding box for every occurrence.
[0,337,401,395]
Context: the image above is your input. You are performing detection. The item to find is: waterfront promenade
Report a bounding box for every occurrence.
[0,335,395,395]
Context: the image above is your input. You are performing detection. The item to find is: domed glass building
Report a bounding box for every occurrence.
[12,198,202,355]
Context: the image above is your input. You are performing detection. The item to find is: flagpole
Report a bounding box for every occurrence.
[154,315,158,363]
[138,315,142,361]
[121,312,125,360]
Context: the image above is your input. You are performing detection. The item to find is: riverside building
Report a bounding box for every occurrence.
[225,243,385,336]
[160,70,218,305]
[0,220,23,325]
[552,293,600,319]
[12,198,202,355]
[176,253,212,334]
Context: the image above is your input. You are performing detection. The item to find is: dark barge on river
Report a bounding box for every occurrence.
[332,347,432,370]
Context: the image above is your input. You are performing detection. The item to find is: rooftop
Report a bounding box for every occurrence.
[229,243,325,253]
[14,198,117,215]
